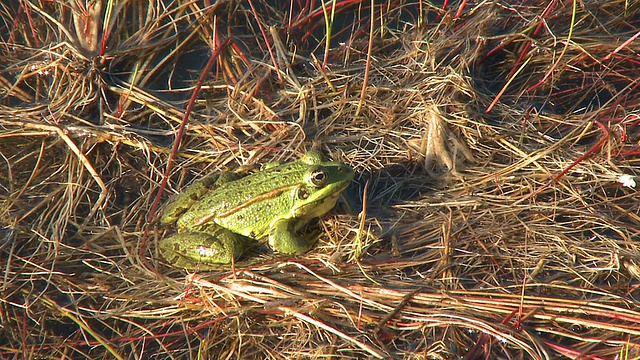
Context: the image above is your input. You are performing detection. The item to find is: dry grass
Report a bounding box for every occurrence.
[1,1,640,359]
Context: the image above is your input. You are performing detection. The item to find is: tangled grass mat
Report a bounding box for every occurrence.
[1,1,639,359]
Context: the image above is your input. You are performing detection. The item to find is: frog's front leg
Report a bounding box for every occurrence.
[268,219,317,255]
[158,229,244,268]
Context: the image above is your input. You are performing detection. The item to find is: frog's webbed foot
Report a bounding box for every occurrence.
[268,219,317,255]
[158,229,244,268]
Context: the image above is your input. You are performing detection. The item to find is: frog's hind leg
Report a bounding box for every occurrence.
[158,229,244,268]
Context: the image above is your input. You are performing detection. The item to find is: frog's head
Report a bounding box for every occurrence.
[291,152,355,219]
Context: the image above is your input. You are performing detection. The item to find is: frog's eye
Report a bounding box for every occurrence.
[309,168,328,188]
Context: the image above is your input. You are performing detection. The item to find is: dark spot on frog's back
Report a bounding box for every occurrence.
[163,243,181,263]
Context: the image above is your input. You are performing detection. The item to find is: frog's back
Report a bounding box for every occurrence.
[179,160,307,239]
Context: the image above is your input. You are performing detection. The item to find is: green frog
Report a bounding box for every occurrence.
[159,151,355,269]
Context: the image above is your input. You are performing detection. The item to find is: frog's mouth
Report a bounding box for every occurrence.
[294,180,351,219]
[317,179,351,202]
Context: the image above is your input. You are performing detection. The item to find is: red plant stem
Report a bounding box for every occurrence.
[602,28,640,62]
[486,0,559,113]
[527,0,577,93]
[247,0,282,82]
[454,0,466,18]
[554,122,610,182]
[306,0,366,22]
[530,121,610,200]
[141,35,231,265]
